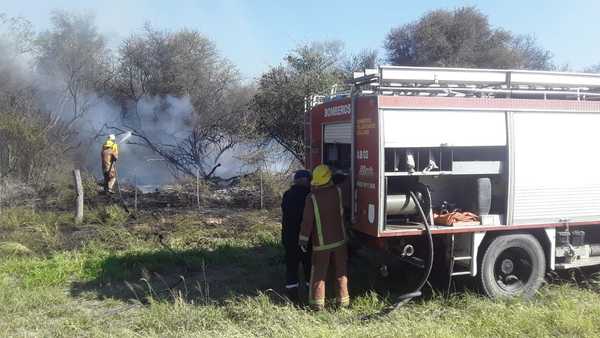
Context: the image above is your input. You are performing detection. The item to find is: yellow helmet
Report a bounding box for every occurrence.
[311,164,332,186]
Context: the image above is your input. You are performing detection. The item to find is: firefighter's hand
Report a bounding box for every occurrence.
[299,239,308,253]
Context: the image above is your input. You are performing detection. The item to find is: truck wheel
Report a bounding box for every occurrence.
[480,234,545,298]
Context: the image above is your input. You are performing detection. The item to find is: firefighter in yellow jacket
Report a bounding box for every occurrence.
[299,164,349,310]
[101,134,119,193]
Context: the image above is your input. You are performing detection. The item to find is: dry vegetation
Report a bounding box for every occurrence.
[2,6,600,338]
[2,188,600,337]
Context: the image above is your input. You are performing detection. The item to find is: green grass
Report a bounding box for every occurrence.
[2,206,600,337]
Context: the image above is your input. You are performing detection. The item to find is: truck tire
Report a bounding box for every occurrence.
[480,234,545,298]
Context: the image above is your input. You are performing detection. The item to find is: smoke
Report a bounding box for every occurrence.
[75,93,249,185]
[0,14,267,186]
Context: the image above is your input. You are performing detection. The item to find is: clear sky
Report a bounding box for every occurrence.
[4,0,600,79]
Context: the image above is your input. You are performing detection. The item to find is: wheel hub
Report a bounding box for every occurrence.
[500,259,514,275]
[493,247,534,293]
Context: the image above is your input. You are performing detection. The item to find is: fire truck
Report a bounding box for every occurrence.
[305,66,600,298]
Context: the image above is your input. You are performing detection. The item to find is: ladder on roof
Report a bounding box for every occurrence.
[348,66,600,101]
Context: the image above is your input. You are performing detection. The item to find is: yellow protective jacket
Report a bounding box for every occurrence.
[101,140,119,174]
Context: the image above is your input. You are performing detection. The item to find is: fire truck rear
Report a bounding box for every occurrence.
[305,66,600,298]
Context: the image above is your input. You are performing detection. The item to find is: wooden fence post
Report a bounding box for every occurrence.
[134,174,138,214]
[196,168,201,211]
[73,169,84,224]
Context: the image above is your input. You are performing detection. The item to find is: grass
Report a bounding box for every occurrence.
[2,205,600,337]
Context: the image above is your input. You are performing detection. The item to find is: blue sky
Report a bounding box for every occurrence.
[4,0,600,79]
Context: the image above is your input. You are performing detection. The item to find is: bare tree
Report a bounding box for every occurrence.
[109,25,254,179]
[585,64,600,73]
[341,48,379,80]
[0,14,77,185]
[34,10,112,127]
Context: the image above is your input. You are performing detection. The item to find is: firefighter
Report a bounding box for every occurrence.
[281,169,312,303]
[299,164,349,310]
[101,134,119,194]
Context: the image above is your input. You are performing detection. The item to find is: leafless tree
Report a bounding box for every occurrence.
[34,10,112,128]
[109,25,254,179]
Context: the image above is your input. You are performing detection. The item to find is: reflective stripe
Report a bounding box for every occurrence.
[313,239,347,252]
[298,234,309,242]
[336,187,343,218]
[285,283,299,289]
[308,264,314,302]
[310,194,324,246]
[309,298,325,305]
[336,187,346,241]
[311,188,347,251]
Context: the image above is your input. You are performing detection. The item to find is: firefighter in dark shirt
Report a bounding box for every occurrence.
[281,169,312,302]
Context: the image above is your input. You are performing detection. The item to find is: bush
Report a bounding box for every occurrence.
[231,171,288,209]
[89,204,129,226]
[0,176,37,209]
[0,207,73,253]
[0,111,74,187]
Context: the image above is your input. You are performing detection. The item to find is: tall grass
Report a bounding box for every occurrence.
[2,206,600,337]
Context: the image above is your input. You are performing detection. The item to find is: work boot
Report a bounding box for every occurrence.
[309,299,325,311]
[336,296,350,310]
[310,303,325,311]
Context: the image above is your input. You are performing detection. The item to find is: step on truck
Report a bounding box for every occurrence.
[305,66,600,298]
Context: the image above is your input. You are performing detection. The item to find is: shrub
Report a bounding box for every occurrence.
[0,111,74,187]
[231,170,288,209]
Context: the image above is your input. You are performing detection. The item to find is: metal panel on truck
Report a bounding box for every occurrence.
[382,110,507,147]
[513,112,600,224]
[354,96,380,236]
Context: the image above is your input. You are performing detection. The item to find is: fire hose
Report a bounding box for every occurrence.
[390,190,434,310]
[362,189,434,319]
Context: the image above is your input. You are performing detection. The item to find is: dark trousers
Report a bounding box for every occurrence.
[284,239,311,288]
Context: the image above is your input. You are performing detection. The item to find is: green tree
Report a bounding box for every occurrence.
[384,7,553,70]
[253,41,344,162]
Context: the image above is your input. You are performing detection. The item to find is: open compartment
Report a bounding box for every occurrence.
[383,145,508,229]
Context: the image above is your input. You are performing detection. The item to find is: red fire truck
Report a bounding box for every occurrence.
[305,66,600,298]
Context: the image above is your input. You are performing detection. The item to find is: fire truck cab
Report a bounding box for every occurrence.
[305,66,600,298]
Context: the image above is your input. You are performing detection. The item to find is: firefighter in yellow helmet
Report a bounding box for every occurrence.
[101,134,119,194]
[299,164,349,310]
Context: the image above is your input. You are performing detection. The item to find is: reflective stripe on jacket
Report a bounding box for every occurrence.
[299,184,346,252]
[101,141,118,174]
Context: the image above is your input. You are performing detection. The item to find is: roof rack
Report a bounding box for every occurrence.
[349,66,600,101]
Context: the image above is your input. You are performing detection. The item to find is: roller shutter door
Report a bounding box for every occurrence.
[323,123,352,144]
